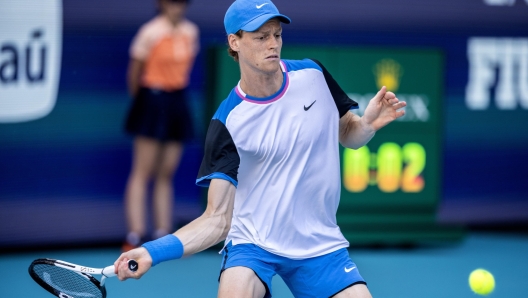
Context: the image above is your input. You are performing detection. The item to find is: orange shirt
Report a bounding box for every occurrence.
[130,16,199,91]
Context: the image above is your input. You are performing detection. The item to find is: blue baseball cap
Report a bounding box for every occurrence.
[224,0,291,35]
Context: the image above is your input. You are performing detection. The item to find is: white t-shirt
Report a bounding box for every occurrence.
[196,59,358,259]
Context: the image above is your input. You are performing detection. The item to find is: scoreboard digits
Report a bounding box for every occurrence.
[343,142,426,193]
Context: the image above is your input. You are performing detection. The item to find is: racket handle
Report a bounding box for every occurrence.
[102,265,116,277]
[102,260,138,277]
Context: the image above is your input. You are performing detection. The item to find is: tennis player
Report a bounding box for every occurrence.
[115,0,406,297]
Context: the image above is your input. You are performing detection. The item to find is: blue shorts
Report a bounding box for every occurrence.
[219,242,366,298]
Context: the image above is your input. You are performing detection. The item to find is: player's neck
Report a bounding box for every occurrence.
[239,67,283,98]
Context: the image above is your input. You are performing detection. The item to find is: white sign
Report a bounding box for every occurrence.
[0,0,62,123]
[466,38,528,110]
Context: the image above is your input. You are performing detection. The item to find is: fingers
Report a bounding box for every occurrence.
[376,87,401,106]
[374,86,387,102]
[114,253,126,275]
[114,247,152,281]
[117,259,127,281]
[383,91,405,110]
[385,92,397,103]
[393,101,407,109]
[117,257,136,281]
[117,257,144,281]
[114,252,136,281]
[393,101,407,119]
[387,97,398,105]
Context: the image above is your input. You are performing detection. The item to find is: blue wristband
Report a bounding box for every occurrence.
[141,234,184,266]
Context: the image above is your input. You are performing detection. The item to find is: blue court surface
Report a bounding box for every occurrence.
[2,232,527,298]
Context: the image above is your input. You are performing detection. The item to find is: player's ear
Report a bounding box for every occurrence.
[228,33,240,52]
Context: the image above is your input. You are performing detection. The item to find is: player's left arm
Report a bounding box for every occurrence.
[339,86,406,149]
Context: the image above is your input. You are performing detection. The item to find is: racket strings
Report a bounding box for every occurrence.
[32,264,103,298]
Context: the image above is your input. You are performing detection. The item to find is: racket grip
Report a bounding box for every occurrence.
[102,260,138,277]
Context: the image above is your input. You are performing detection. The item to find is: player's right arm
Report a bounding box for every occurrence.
[115,98,241,281]
[114,178,236,281]
[174,178,236,255]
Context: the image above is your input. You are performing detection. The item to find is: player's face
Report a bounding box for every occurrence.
[236,19,283,75]
[159,0,186,24]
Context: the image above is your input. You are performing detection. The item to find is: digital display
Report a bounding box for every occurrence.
[343,142,426,194]
[277,47,443,213]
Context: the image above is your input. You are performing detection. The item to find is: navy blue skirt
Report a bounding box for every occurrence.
[124,87,193,142]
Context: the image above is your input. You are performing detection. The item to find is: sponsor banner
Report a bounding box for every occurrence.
[466,37,528,110]
[0,0,62,123]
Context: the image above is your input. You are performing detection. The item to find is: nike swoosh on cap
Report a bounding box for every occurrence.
[256,3,269,9]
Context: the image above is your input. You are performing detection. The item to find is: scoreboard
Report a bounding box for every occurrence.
[289,47,443,210]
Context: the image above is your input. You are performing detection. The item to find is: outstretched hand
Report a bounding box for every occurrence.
[361,86,406,131]
[114,247,153,281]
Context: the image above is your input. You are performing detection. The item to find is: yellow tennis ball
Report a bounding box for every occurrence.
[469,269,495,295]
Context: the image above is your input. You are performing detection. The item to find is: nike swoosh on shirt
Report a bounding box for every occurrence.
[256,3,269,9]
[344,266,356,273]
[304,100,316,111]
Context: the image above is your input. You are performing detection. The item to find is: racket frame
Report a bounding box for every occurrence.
[29,258,113,298]
[29,258,137,297]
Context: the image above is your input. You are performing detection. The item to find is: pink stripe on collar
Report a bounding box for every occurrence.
[235,61,289,104]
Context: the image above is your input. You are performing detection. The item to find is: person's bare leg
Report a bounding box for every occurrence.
[152,141,183,238]
[333,283,372,298]
[218,266,267,298]
[125,136,161,239]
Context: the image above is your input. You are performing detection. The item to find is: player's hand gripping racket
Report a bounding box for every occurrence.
[28,258,138,298]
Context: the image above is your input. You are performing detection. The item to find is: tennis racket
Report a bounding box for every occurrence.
[28,258,138,298]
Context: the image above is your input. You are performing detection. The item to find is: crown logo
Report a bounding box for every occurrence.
[373,59,403,92]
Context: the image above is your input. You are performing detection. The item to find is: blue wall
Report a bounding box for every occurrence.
[1,0,527,248]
